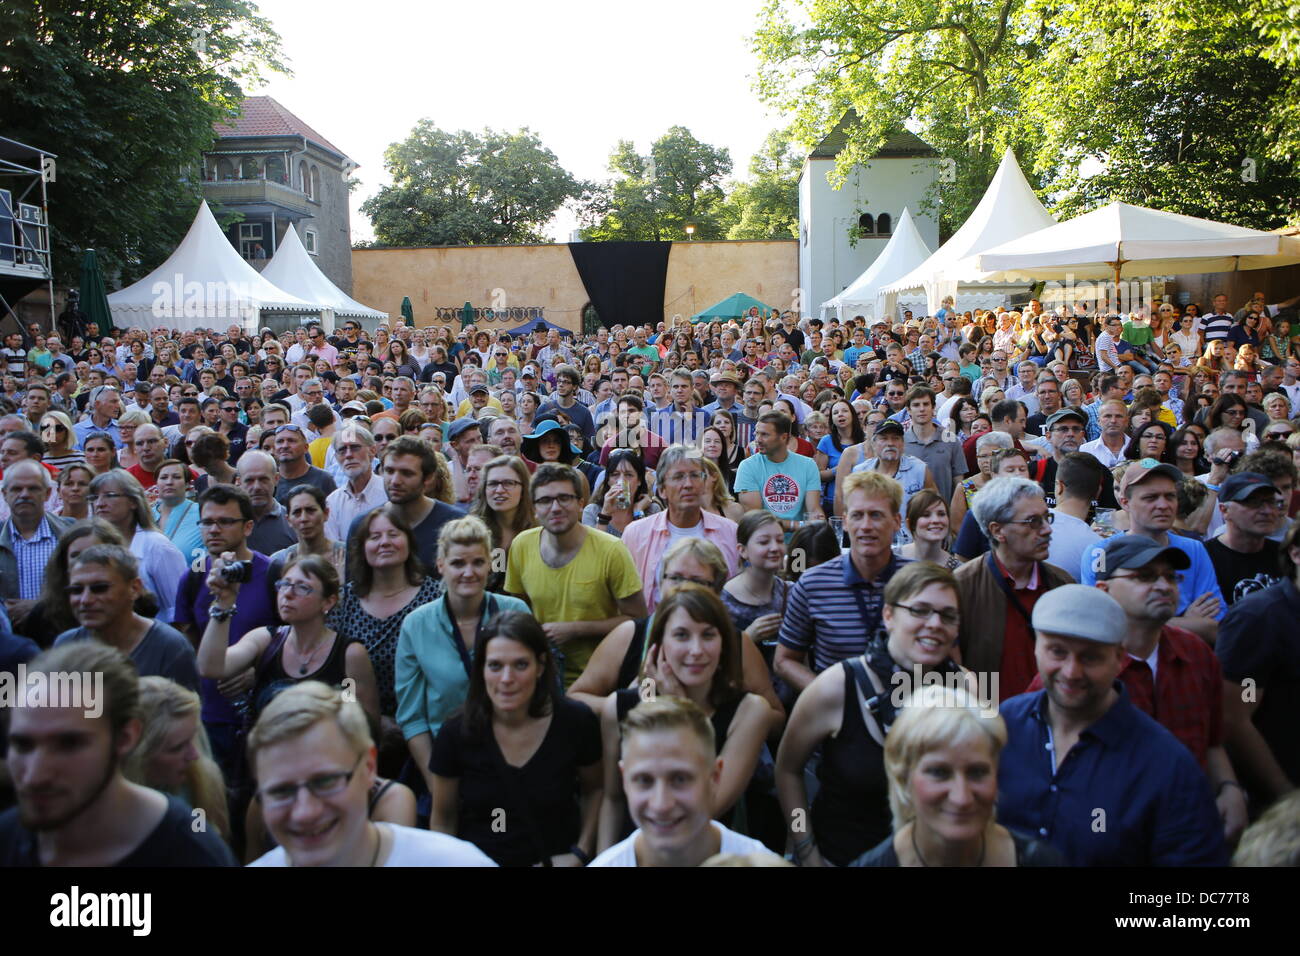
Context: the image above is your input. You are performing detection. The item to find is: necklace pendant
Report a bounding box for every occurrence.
[299,664,308,675]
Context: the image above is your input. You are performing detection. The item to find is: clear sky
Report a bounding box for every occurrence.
[252,0,785,242]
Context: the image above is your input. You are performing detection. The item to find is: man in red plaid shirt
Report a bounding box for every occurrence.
[1091,535,1248,844]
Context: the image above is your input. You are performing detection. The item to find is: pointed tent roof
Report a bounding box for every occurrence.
[108,202,318,331]
[261,227,387,320]
[976,201,1300,280]
[821,208,933,320]
[882,149,1056,312]
[691,292,776,323]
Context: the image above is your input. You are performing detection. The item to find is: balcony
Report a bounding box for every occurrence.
[202,178,314,218]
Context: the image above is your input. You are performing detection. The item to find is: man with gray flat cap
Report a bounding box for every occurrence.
[1027,536,1248,844]
[998,583,1228,866]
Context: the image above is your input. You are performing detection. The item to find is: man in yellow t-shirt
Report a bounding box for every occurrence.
[505,463,647,686]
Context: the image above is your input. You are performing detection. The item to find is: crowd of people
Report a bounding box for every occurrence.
[1,297,1298,868]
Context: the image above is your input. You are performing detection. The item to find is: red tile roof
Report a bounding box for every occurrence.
[215,96,347,159]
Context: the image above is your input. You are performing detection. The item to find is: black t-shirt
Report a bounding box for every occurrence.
[1216,578,1300,791]
[420,361,459,384]
[1204,537,1283,605]
[0,795,236,866]
[429,698,600,866]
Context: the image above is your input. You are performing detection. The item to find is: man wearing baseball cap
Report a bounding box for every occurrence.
[1078,457,1224,643]
[1029,536,1249,843]
[1204,471,1287,605]
[998,584,1228,866]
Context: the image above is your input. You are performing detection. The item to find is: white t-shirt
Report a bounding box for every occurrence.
[589,821,778,867]
[1047,510,1101,579]
[249,823,497,867]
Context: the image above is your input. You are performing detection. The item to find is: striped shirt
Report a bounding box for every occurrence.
[10,516,59,600]
[1200,313,1234,342]
[778,553,910,674]
[646,407,711,447]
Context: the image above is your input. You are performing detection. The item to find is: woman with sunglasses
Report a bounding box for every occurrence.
[89,469,188,624]
[200,552,380,730]
[39,410,85,473]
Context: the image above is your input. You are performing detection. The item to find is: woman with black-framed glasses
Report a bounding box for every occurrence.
[776,561,977,867]
[198,552,380,731]
[89,469,187,624]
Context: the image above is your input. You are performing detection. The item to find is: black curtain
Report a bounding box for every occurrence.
[567,241,671,330]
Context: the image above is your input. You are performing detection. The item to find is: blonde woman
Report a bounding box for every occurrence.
[124,677,231,843]
[848,685,1062,867]
[40,410,85,472]
[116,405,152,471]
[701,457,745,522]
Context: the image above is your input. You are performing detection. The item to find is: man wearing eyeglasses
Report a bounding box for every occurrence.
[0,460,72,629]
[170,482,282,777]
[957,476,1075,700]
[621,446,740,613]
[1204,472,1288,605]
[505,463,646,688]
[54,544,198,690]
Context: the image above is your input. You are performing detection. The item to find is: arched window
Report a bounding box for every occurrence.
[216,158,235,181]
[309,166,321,202]
[240,156,260,179]
[857,213,874,236]
[298,160,309,196]
[876,213,892,235]
[265,155,285,184]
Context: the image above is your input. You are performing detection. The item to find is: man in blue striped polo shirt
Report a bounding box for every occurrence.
[774,469,909,693]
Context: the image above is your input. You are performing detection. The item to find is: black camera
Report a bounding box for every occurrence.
[218,560,252,584]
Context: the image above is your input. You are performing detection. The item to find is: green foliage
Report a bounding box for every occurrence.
[721,128,801,240]
[361,121,583,246]
[752,0,1300,233]
[0,0,288,285]
[579,126,733,241]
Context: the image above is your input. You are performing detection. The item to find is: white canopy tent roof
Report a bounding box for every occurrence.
[261,226,388,321]
[820,208,932,322]
[108,202,318,331]
[976,201,1300,281]
[881,148,1056,315]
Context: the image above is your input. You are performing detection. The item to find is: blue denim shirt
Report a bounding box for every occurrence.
[998,686,1227,867]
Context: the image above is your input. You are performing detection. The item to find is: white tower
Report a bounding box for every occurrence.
[798,117,941,320]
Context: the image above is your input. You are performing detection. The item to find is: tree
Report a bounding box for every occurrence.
[361,122,582,246]
[720,128,801,240]
[0,0,287,285]
[752,0,1300,235]
[579,126,733,241]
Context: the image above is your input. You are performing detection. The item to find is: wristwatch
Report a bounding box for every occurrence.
[209,603,237,622]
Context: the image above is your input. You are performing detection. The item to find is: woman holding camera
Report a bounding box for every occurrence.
[197,552,380,730]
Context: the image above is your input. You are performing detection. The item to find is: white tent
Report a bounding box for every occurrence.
[108,202,318,331]
[820,208,932,322]
[261,226,388,325]
[976,201,1300,283]
[881,148,1056,315]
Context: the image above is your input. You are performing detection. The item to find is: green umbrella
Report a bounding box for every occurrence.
[79,249,112,337]
[690,291,775,323]
[400,296,414,328]
[460,301,474,330]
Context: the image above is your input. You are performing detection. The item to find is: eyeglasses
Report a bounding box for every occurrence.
[257,753,364,807]
[87,492,128,503]
[485,479,522,490]
[1000,512,1054,530]
[533,492,579,509]
[42,422,67,433]
[221,405,240,413]
[274,424,305,436]
[198,517,245,528]
[64,581,115,597]
[1234,496,1286,511]
[274,579,319,596]
[662,573,715,588]
[664,469,706,485]
[890,602,960,628]
[1108,570,1185,586]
